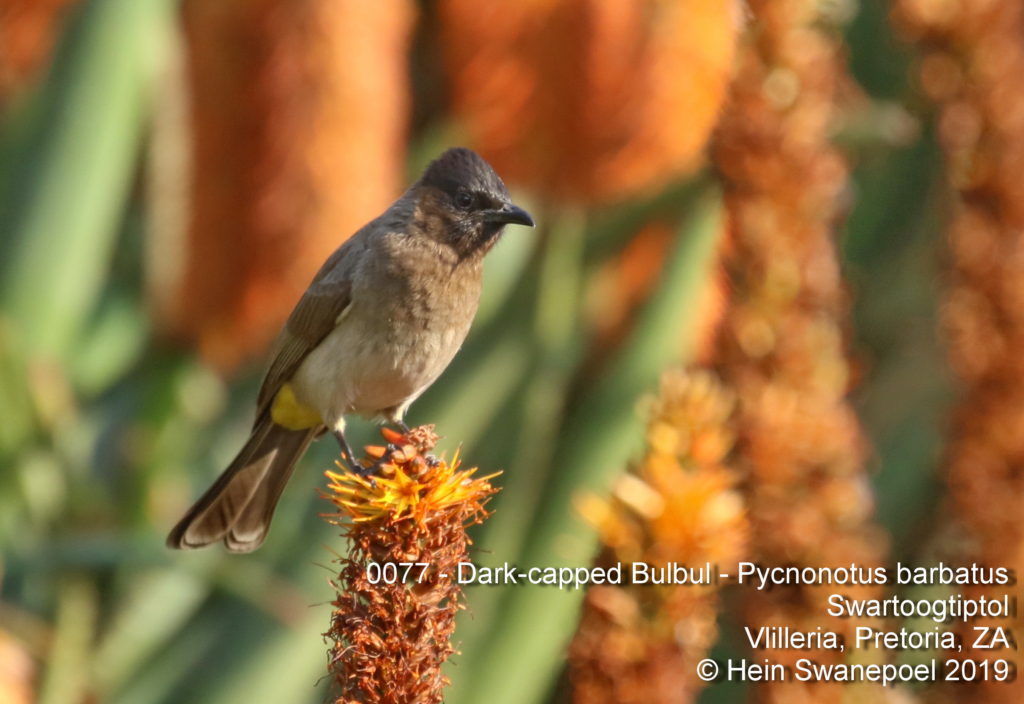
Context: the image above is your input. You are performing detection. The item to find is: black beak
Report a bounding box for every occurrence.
[484,203,535,228]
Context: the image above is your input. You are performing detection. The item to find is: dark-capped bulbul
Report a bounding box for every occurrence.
[167,147,534,552]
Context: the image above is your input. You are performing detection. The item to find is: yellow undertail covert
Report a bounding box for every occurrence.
[270,383,323,430]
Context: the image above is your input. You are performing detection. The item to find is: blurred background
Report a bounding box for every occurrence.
[1,0,1018,702]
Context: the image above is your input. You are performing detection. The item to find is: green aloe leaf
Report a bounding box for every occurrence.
[93,569,209,698]
[0,0,170,361]
[37,576,98,704]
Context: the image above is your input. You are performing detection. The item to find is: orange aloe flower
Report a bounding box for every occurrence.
[570,369,747,703]
[0,630,33,704]
[322,426,497,704]
[893,3,1024,702]
[439,0,740,204]
[148,0,414,370]
[712,2,897,702]
[0,0,78,102]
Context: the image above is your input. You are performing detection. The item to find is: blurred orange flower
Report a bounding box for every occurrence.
[894,3,1024,701]
[0,631,32,704]
[0,0,77,102]
[149,0,414,370]
[570,369,747,703]
[440,0,740,204]
[712,1,895,702]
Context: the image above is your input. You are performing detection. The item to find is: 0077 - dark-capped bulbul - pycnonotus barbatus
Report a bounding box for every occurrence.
[167,147,534,552]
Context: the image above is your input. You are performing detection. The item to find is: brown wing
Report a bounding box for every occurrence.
[254,236,363,420]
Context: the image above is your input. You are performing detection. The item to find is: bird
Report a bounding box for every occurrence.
[167,147,534,552]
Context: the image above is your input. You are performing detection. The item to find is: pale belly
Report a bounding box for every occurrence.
[288,311,469,430]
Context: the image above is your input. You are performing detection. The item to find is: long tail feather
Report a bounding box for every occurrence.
[166,418,318,552]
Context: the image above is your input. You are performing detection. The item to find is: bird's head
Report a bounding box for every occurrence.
[411,147,534,258]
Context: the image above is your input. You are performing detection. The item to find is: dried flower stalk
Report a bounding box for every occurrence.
[322,426,497,704]
[439,0,740,204]
[569,369,747,703]
[892,3,1024,702]
[712,2,895,703]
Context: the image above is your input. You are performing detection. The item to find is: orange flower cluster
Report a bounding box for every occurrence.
[150,0,413,370]
[569,370,747,704]
[893,3,1024,702]
[0,0,76,102]
[0,631,33,704]
[712,2,893,703]
[439,0,739,204]
[322,426,497,704]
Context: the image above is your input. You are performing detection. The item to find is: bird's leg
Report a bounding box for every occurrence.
[334,428,386,479]
[395,419,411,435]
[333,429,360,472]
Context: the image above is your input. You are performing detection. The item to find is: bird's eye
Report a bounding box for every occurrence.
[455,190,474,211]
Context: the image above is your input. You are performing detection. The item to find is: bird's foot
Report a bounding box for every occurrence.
[343,442,402,480]
[353,462,381,480]
[335,455,366,477]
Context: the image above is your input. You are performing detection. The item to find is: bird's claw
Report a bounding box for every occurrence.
[352,458,388,487]
[337,454,365,475]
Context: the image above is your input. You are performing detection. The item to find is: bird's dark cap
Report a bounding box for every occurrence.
[419,147,512,202]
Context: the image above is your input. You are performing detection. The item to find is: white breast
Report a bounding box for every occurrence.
[289,304,470,431]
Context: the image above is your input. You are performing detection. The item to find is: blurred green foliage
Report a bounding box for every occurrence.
[0,1,949,703]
